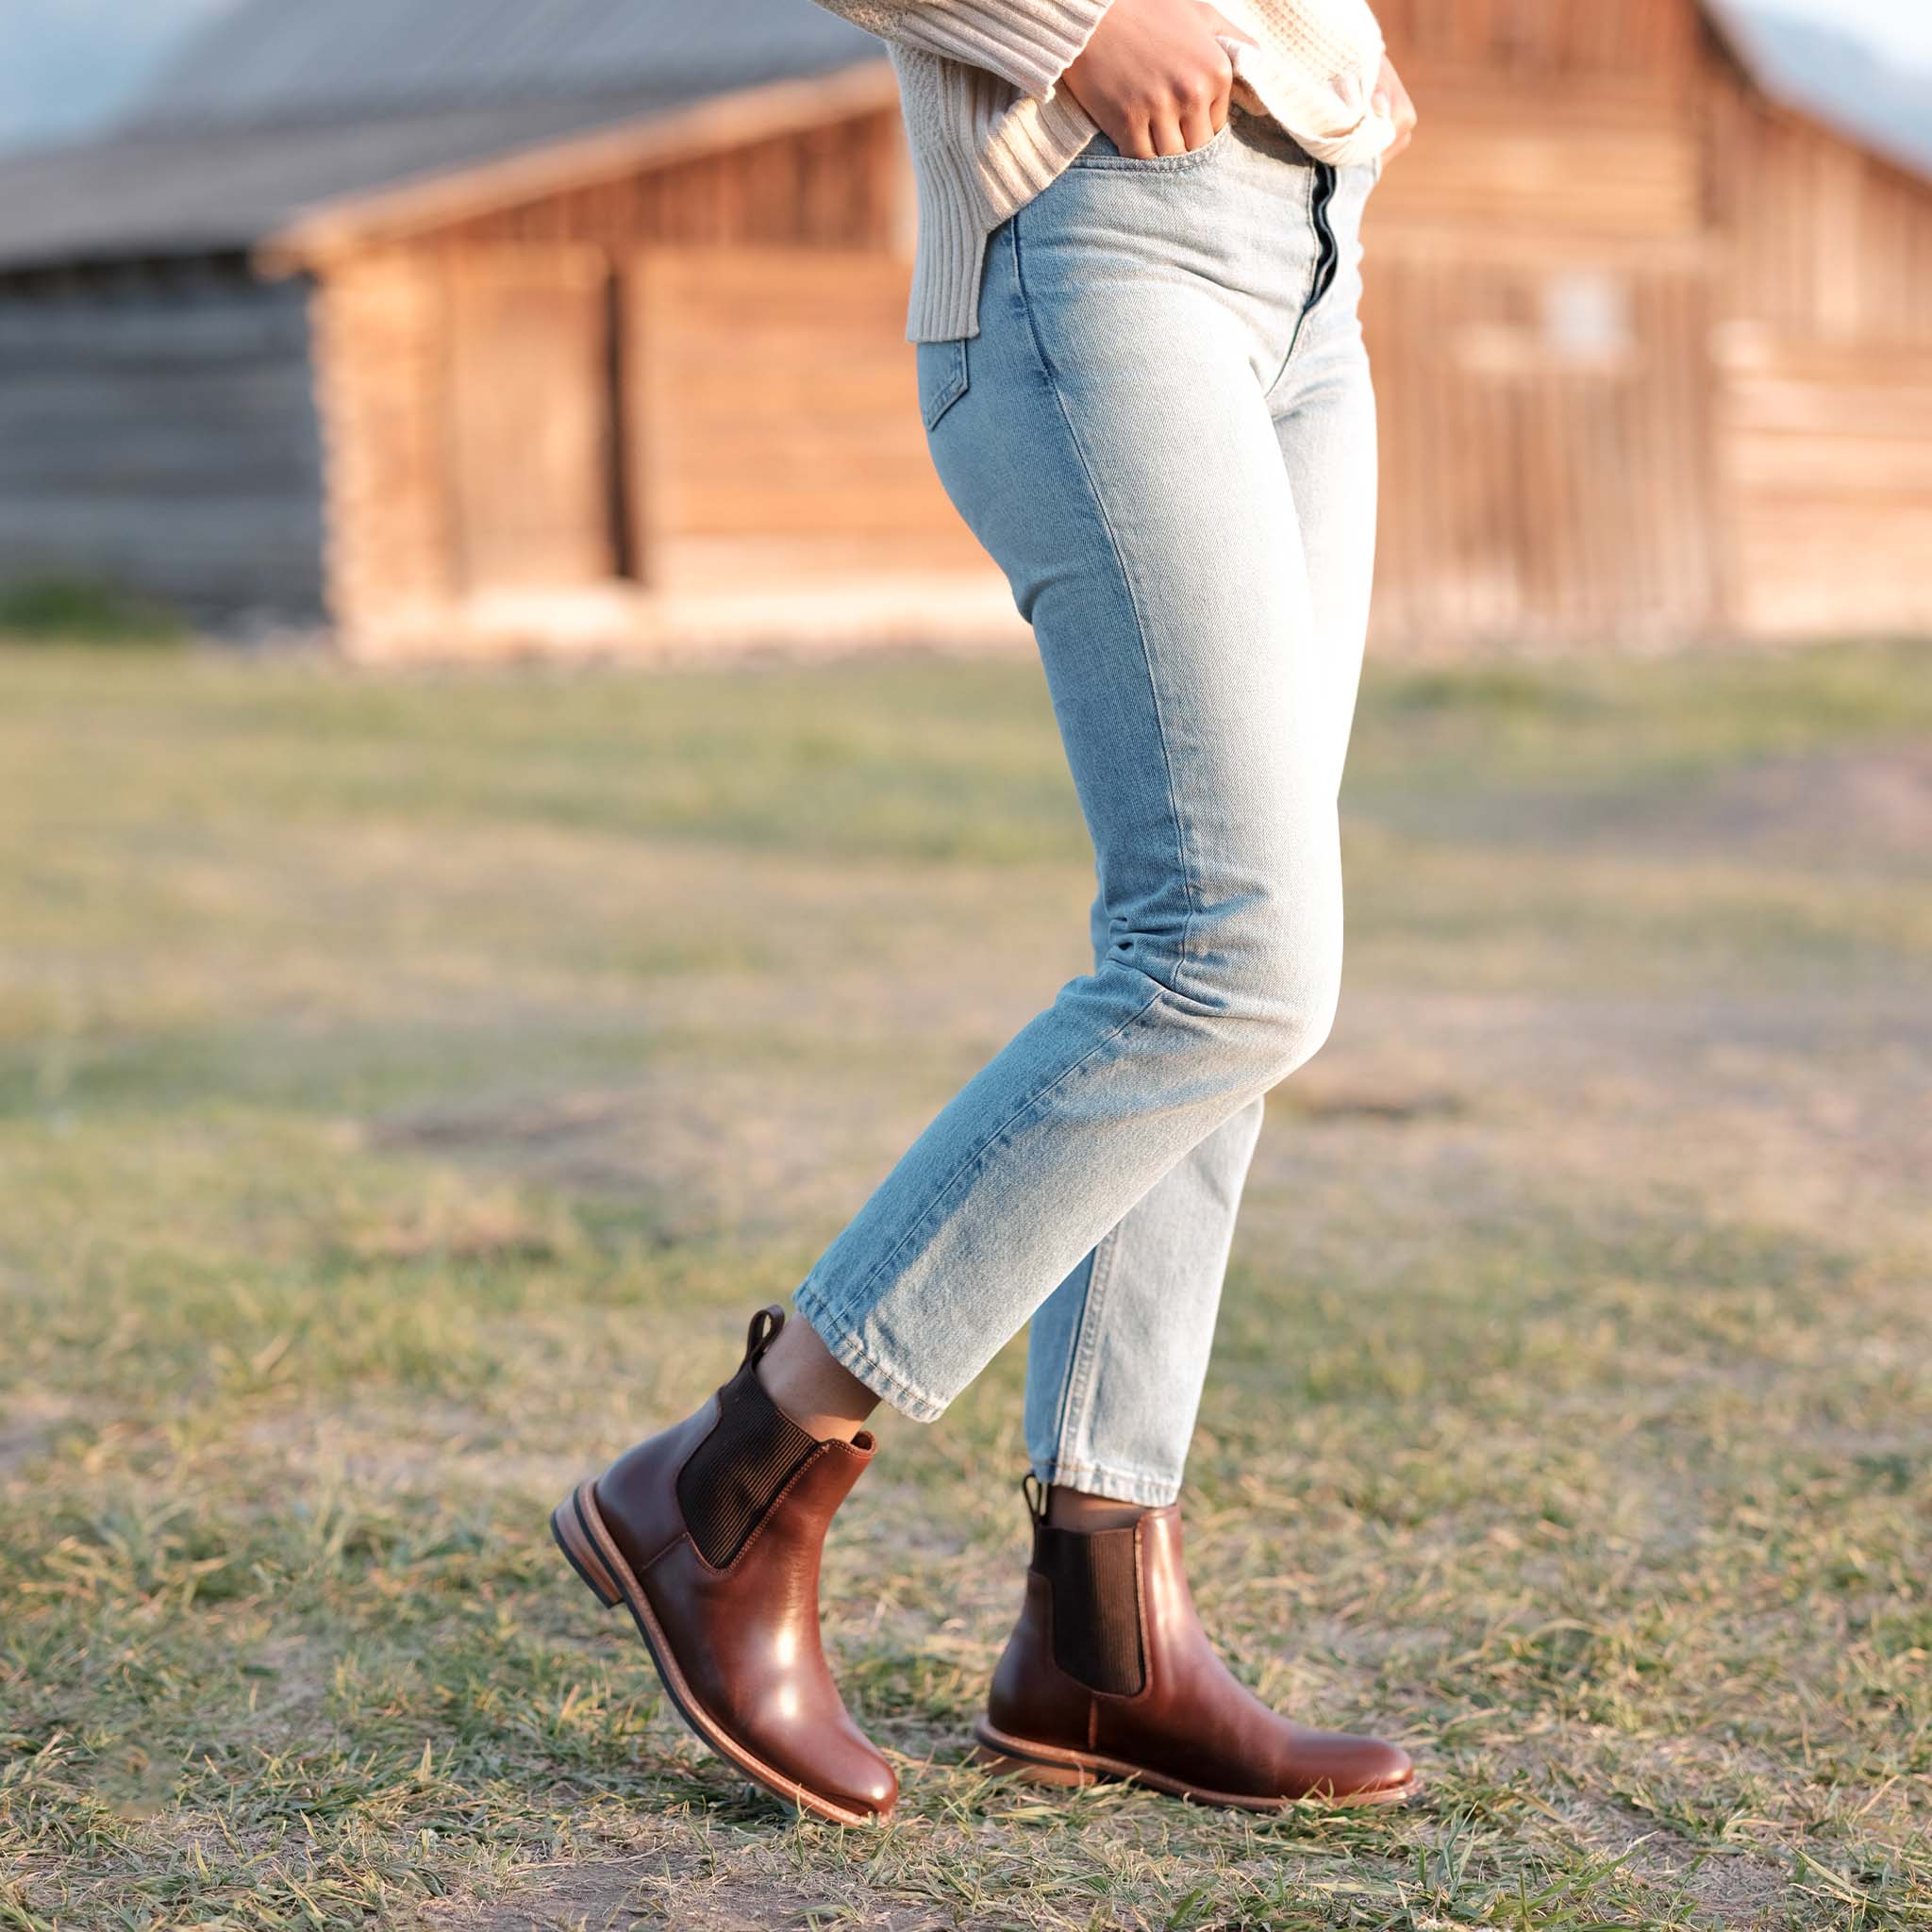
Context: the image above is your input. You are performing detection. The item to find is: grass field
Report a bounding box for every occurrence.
[2,639,1927,1931]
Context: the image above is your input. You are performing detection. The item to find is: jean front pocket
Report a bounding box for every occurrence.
[916,336,970,433]
[1066,121,1235,171]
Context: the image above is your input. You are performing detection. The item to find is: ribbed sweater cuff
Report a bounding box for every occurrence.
[932,0,1113,101]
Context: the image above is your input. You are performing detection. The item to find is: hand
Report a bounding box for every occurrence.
[1372,53,1417,164]
[1059,0,1257,158]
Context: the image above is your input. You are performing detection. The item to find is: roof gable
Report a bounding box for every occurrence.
[0,0,884,274]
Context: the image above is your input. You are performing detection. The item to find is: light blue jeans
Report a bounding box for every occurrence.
[794,107,1381,1507]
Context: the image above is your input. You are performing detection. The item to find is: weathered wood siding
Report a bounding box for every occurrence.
[1364,246,1720,644]
[1706,70,1932,634]
[425,111,907,256]
[1362,0,1720,645]
[311,112,944,632]
[1374,0,1705,80]
[303,0,1932,652]
[312,246,619,625]
[1714,332,1932,635]
[309,253,454,629]
[1710,75,1932,343]
[445,250,616,589]
[624,246,982,590]
[0,272,324,616]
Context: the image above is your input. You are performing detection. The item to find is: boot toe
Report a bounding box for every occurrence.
[1362,1740,1415,1796]
[783,1727,896,1822]
[839,1755,898,1820]
[1324,1734,1414,1802]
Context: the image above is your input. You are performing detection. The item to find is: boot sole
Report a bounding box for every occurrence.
[971,1717,1418,1812]
[551,1480,887,1827]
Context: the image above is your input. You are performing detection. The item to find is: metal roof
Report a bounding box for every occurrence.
[0,0,878,273]
[0,92,690,272]
[124,0,876,135]
[1,0,1924,276]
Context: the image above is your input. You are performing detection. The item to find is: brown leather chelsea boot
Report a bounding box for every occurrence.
[552,1306,895,1824]
[974,1481,1415,1809]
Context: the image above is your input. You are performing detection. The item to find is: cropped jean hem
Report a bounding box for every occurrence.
[792,1281,949,1424]
[1028,1457,1182,1508]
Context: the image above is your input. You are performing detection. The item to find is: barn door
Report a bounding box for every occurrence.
[1364,250,1720,644]
[442,248,617,591]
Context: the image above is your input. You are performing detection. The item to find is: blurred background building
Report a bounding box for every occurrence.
[0,0,1928,656]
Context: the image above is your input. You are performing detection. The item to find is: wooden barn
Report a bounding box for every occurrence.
[0,0,1927,653]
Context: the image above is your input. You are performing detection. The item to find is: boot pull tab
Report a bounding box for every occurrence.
[744,1303,787,1365]
[1021,1471,1047,1526]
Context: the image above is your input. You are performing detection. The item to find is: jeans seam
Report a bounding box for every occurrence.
[1008,212,1199,1001]
[1034,1457,1181,1507]
[1053,1221,1121,1479]
[1261,164,1322,408]
[803,974,1170,1368]
[1039,1247,1094,1470]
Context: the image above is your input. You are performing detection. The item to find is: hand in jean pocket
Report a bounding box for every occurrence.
[1058,0,1258,158]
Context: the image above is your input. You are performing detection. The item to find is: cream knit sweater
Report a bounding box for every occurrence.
[812,0,1391,340]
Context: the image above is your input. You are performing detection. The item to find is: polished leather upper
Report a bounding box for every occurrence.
[594,1317,895,1819]
[989,1503,1413,1803]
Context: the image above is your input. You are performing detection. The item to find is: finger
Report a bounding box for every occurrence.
[1115,116,1158,159]
[1150,111,1189,158]
[1181,96,1219,149]
[1208,48,1236,133]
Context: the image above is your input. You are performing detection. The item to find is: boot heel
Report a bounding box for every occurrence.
[551,1485,622,1609]
[971,1743,1097,1790]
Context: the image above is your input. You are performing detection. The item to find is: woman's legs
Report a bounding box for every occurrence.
[560,126,1397,1828]
[793,124,1365,1434]
[1024,154,1382,1504]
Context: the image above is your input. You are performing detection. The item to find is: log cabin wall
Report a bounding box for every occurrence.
[308,108,956,634]
[1706,65,1932,635]
[624,247,990,591]
[424,111,907,255]
[304,8,1932,654]
[1362,0,1720,646]
[309,251,457,634]
[0,265,325,618]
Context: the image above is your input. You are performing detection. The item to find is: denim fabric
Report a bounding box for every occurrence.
[793,106,1380,1506]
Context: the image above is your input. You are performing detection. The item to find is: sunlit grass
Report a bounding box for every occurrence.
[2,639,1927,1928]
